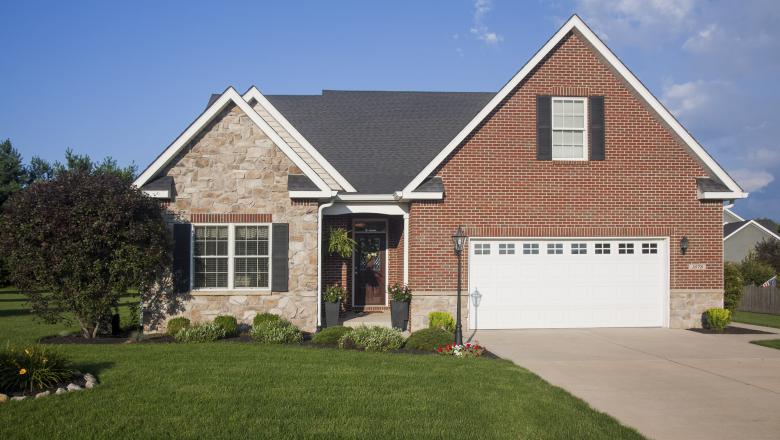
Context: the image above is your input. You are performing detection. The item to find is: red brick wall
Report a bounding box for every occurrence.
[409,31,723,292]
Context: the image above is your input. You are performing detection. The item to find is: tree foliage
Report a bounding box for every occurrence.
[723,262,744,312]
[28,148,137,184]
[0,172,171,338]
[754,239,780,275]
[0,139,26,206]
[740,252,776,286]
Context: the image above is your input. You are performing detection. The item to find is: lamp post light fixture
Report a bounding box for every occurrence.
[680,236,689,255]
[451,226,467,345]
[470,288,482,308]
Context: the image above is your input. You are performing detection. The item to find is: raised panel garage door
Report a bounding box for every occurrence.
[469,239,667,329]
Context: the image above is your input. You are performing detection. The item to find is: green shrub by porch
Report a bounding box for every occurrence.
[405,328,453,352]
[312,326,352,345]
[704,308,731,332]
[428,312,455,333]
[253,313,282,328]
[251,319,302,344]
[166,317,191,337]
[338,325,405,352]
[214,315,238,337]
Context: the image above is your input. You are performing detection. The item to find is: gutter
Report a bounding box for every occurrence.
[316,194,337,328]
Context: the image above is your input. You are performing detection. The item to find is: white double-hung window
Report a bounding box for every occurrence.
[192,224,271,290]
[552,97,587,160]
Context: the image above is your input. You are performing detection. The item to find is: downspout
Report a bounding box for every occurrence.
[317,195,337,328]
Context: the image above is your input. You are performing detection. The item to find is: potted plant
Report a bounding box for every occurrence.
[389,283,412,331]
[323,285,345,328]
[328,227,356,258]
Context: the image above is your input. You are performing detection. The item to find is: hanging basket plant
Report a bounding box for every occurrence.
[328,227,357,258]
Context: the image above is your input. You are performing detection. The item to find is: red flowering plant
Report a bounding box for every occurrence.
[435,342,485,358]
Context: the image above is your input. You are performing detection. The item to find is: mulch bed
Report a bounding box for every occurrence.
[688,326,776,335]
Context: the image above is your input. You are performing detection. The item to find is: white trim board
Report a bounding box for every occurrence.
[133,87,331,193]
[242,87,357,193]
[401,15,747,200]
[723,220,780,241]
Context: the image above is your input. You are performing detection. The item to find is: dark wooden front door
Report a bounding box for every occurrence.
[355,233,386,306]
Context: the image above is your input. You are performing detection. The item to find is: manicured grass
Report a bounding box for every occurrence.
[0,291,643,439]
[751,339,780,350]
[732,311,780,329]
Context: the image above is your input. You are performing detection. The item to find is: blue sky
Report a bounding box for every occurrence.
[1,0,778,219]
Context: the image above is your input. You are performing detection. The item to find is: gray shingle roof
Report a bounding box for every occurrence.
[697,177,730,193]
[413,176,444,193]
[287,174,319,191]
[266,90,494,193]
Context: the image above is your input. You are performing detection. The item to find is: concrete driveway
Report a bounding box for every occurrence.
[475,325,780,440]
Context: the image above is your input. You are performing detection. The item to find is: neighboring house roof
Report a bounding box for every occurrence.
[723,219,780,241]
[399,15,747,200]
[265,90,493,194]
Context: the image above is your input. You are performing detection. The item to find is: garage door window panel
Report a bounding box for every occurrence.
[523,244,539,255]
[595,243,611,254]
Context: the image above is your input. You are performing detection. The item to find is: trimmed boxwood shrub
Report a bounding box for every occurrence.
[704,308,731,332]
[251,318,302,344]
[428,312,455,332]
[405,328,453,352]
[174,322,227,343]
[338,325,405,352]
[214,315,238,337]
[253,313,282,328]
[166,317,191,337]
[0,344,73,393]
[312,326,352,346]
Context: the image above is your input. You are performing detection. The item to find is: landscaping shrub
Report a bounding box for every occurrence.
[704,308,731,332]
[338,325,405,352]
[740,252,776,286]
[723,262,744,312]
[428,311,455,332]
[253,312,282,328]
[251,318,303,344]
[174,322,226,343]
[312,326,352,345]
[0,344,73,393]
[405,328,453,351]
[166,317,191,337]
[214,315,238,337]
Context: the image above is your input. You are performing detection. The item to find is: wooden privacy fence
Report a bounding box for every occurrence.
[738,285,780,315]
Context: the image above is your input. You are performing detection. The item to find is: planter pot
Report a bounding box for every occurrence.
[323,301,341,328]
[391,300,410,331]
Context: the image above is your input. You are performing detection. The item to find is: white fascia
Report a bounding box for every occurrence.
[242,87,357,192]
[400,15,747,200]
[133,87,331,193]
[289,190,337,199]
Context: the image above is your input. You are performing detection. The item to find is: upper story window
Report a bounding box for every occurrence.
[552,97,587,160]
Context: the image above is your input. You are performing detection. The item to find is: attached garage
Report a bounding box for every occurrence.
[468,238,668,329]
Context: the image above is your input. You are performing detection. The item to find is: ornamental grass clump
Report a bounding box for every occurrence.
[338,325,405,352]
[0,344,73,393]
[251,318,303,344]
[174,322,227,343]
[704,308,731,332]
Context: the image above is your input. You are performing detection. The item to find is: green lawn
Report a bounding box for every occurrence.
[732,311,780,329]
[751,339,780,350]
[0,291,642,439]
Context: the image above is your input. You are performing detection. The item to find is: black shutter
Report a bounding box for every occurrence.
[271,223,289,292]
[172,223,192,293]
[589,96,605,161]
[536,96,552,160]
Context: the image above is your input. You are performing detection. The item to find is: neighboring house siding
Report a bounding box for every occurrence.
[157,104,319,331]
[408,31,722,329]
[723,210,742,224]
[725,226,775,262]
[251,101,343,191]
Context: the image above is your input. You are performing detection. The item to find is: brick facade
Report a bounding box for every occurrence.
[408,31,723,328]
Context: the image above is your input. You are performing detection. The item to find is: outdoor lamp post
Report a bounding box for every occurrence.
[451,226,467,345]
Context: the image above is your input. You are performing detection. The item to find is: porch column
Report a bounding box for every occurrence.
[403,212,409,285]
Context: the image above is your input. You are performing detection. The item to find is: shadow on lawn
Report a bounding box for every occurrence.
[0,308,32,317]
[73,361,115,377]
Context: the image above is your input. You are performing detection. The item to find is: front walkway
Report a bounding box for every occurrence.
[476,325,780,440]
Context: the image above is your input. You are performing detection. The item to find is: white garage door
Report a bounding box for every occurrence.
[469,239,667,329]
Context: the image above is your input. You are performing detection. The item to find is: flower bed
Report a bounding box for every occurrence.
[436,343,486,358]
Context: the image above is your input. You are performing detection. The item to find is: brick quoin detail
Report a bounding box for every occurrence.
[409,31,722,292]
[190,213,272,223]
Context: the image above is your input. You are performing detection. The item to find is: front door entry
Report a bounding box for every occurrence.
[354,233,386,306]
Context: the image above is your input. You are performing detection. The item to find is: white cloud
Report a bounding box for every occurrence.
[576,0,696,44]
[661,79,729,118]
[470,0,503,45]
[730,169,775,193]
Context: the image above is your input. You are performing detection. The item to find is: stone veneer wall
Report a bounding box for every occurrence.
[153,103,319,332]
[670,290,723,328]
[410,291,469,332]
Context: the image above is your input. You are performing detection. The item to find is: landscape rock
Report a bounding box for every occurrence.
[84,373,97,384]
[10,396,26,401]
[0,393,7,403]
[35,391,50,399]
[55,388,67,395]
[66,383,82,391]
[85,381,95,389]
